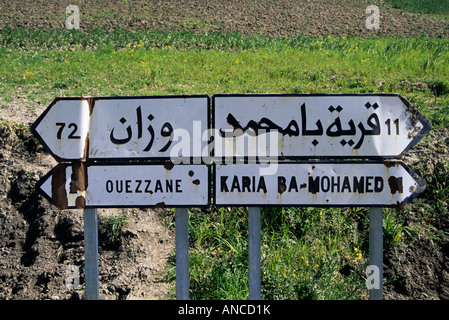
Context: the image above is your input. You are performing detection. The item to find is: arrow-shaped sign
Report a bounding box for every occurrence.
[213,93,432,159]
[214,161,425,208]
[31,95,210,162]
[36,162,210,209]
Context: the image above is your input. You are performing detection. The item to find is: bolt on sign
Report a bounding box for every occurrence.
[214,161,425,208]
[212,93,431,160]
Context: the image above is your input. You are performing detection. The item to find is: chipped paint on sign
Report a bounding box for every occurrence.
[213,94,431,159]
[31,96,210,162]
[214,161,425,207]
[37,163,210,208]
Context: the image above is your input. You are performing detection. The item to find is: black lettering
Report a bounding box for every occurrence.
[242,176,251,192]
[309,176,320,194]
[331,176,340,193]
[278,176,286,194]
[145,180,152,193]
[116,180,123,193]
[135,180,142,193]
[221,176,229,192]
[288,176,298,192]
[106,180,113,193]
[321,176,330,192]
[257,176,267,193]
[166,179,173,193]
[341,176,351,192]
[366,176,374,193]
[125,180,132,193]
[155,180,163,193]
[353,176,365,193]
[375,176,384,192]
[231,176,241,192]
[388,176,403,194]
[176,179,182,192]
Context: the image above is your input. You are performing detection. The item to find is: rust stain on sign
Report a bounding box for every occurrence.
[51,164,68,210]
[278,176,286,194]
[70,162,86,193]
[70,162,87,209]
[87,96,95,115]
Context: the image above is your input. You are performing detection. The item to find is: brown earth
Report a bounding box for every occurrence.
[0,0,448,38]
[0,0,449,300]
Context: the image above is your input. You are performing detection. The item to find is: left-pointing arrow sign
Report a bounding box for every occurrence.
[31,95,210,162]
[31,97,90,162]
[36,162,210,209]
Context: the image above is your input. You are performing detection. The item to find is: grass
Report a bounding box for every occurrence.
[1,28,448,126]
[386,0,449,16]
[1,27,448,299]
[98,215,130,248]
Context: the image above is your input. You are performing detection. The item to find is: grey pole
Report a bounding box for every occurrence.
[369,207,383,300]
[176,207,189,300]
[84,208,99,300]
[248,207,261,300]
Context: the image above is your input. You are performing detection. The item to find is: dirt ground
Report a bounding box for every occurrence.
[1,0,449,38]
[0,0,448,300]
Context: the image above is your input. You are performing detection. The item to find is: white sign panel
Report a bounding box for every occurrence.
[213,94,431,159]
[214,162,425,207]
[30,98,90,161]
[31,95,209,161]
[37,163,210,208]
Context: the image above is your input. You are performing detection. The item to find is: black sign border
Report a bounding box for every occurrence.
[212,160,426,208]
[36,161,212,209]
[31,95,211,163]
[211,93,432,161]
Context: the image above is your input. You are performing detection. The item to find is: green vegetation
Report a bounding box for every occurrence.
[1,27,448,299]
[98,215,129,247]
[1,28,448,127]
[386,0,449,16]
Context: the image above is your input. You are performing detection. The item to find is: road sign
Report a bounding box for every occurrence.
[37,162,210,209]
[213,161,425,207]
[213,93,431,159]
[31,95,210,162]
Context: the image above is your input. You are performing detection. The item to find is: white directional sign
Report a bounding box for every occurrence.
[214,161,425,207]
[37,163,210,209]
[31,95,209,162]
[213,94,431,159]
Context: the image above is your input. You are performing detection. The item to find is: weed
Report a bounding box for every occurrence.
[98,215,129,247]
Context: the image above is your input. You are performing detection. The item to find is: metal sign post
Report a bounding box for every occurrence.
[84,208,99,300]
[369,207,383,300]
[176,208,189,300]
[248,207,261,300]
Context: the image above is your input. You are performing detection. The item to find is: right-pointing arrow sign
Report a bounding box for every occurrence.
[213,93,432,159]
[213,161,425,208]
